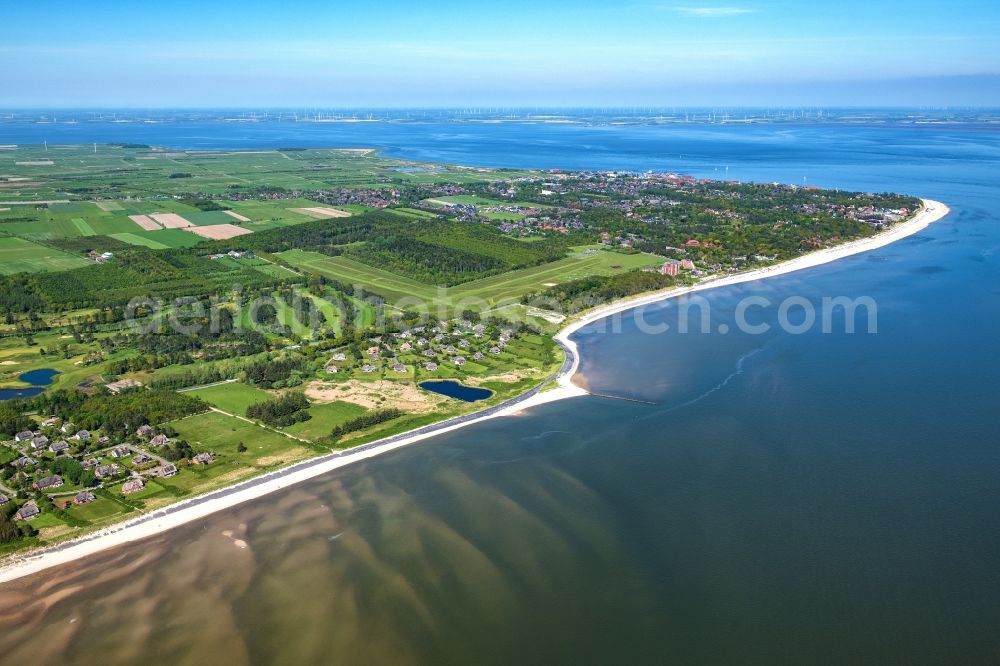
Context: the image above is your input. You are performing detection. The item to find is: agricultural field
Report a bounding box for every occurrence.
[0,236,91,274]
[0,145,533,202]
[108,229,204,248]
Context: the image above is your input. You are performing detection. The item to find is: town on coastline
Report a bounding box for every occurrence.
[0,145,918,557]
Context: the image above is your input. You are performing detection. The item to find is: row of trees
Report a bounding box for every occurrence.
[524,272,676,313]
[328,408,404,441]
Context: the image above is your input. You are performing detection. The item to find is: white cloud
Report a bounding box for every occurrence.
[671,6,758,17]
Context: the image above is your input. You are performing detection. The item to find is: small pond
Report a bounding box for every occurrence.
[0,386,47,401]
[0,368,60,401]
[418,380,493,402]
[18,368,60,386]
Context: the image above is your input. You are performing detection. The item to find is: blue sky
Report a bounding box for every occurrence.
[2,0,998,107]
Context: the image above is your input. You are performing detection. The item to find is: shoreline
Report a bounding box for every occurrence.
[551,198,950,390]
[0,198,949,584]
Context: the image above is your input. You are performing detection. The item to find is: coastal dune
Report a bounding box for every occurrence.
[0,199,949,584]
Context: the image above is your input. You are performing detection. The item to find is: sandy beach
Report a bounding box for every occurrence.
[0,199,948,584]
[552,198,950,388]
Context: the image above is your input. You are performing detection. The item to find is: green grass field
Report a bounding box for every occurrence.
[0,236,91,274]
[278,250,444,304]
[66,496,128,523]
[70,218,96,235]
[183,382,274,415]
[107,232,169,249]
[282,400,368,441]
[390,207,439,220]
[183,210,237,226]
[277,247,664,311]
[168,410,311,459]
[251,262,301,278]
[301,290,343,334]
[108,229,203,249]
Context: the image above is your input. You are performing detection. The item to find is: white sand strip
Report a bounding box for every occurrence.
[128,214,162,231]
[150,212,193,228]
[0,199,948,584]
[223,210,251,222]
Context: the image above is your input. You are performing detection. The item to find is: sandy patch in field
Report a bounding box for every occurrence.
[290,207,351,219]
[525,306,566,324]
[184,223,253,240]
[463,369,543,387]
[0,182,40,189]
[255,454,304,467]
[128,214,162,231]
[150,213,193,229]
[15,160,53,166]
[96,200,123,212]
[305,379,443,413]
[0,360,18,366]
[0,145,16,150]
[223,210,251,222]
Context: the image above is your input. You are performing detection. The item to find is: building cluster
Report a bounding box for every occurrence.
[2,417,215,521]
[324,318,518,378]
[87,250,114,264]
[208,249,256,261]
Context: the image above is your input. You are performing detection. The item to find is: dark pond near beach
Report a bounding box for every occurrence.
[0,368,59,401]
[418,380,492,402]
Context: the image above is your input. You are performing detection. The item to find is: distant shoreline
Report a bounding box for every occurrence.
[0,199,949,585]
[551,198,950,386]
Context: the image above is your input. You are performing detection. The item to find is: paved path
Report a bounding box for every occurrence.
[177,379,238,392]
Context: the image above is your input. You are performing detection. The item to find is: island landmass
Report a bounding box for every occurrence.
[0,145,948,581]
